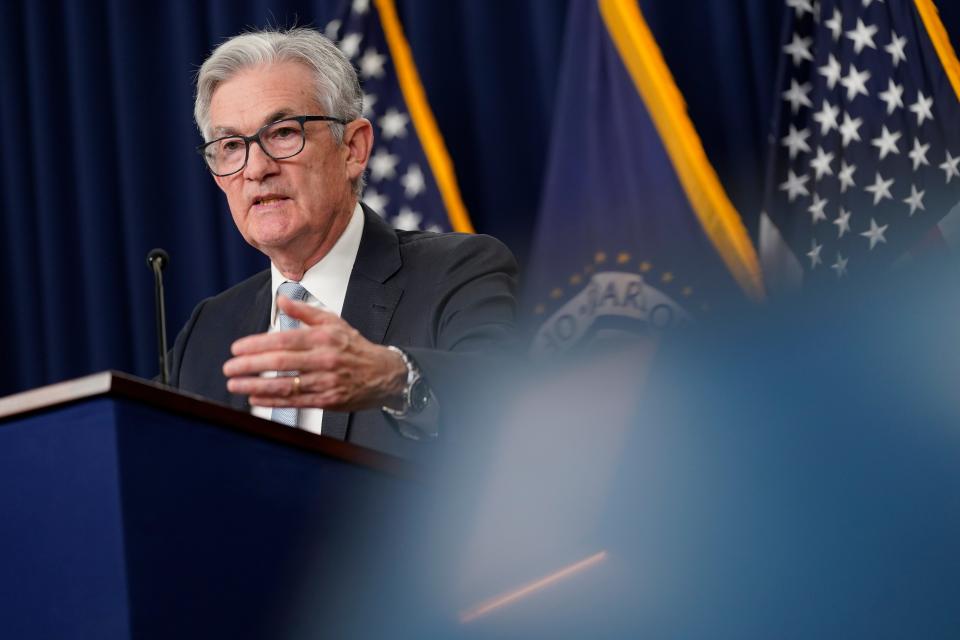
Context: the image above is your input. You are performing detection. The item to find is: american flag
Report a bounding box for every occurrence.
[761,0,960,286]
[325,0,470,233]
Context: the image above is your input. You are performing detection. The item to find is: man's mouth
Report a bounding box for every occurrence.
[252,195,289,206]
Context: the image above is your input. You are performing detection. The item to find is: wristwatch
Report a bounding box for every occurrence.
[383,346,431,418]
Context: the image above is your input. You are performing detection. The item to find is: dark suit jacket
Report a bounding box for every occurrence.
[168,204,519,459]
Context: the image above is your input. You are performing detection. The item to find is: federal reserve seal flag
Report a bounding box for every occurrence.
[525,0,764,355]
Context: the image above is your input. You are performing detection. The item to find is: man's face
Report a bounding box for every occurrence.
[208,61,367,264]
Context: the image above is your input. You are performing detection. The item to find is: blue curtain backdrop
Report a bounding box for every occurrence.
[2,0,959,395]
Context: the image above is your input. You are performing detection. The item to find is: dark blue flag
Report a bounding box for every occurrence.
[525,0,764,356]
[759,0,960,288]
[326,0,473,233]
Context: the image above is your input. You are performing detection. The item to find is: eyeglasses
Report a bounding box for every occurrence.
[197,115,349,177]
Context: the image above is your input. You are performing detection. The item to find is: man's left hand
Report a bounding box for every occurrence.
[223,296,407,411]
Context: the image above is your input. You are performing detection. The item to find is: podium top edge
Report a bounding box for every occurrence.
[0,371,116,418]
[0,371,416,478]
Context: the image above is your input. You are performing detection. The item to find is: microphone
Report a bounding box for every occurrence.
[146,248,171,385]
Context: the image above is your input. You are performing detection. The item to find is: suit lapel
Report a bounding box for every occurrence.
[321,205,403,440]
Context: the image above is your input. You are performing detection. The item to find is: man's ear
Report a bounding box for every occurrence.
[342,118,374,181]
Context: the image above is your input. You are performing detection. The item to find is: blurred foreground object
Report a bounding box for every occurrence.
[421,255,960,638]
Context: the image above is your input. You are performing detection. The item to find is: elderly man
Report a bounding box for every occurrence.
[168,27,518,459]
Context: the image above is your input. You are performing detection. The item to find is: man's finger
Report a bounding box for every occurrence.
[276,296,340,326]
[227,375,298,397]
[223,350,318,377]
[231,327,316,356]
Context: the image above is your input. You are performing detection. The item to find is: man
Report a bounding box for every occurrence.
[168,27,518,459]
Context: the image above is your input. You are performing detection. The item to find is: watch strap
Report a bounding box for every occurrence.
[383,346,421,418]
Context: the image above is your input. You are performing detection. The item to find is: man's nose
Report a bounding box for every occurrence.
[243,140,279,180]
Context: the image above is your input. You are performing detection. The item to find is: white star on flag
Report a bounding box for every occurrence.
[783,79,813,114]
[786,0,814,18]
[808,193,829,223]
[783,33,814,65]
[846,18,878,55]
[362,92,378,117]
[818,54,842,89]
[903,185,925,216]
[864,171,894,205]
[339,32,363,58]
[812,100,840,134]
[908,138,930,170]
[831,253,848,278]
[393,207,422,230]
[369,148,400,181]
[782,124,811,159]
[870,125,901,160]
[325,20,342,39]
[840,63,871,101]
[839,112,863,147]
[824,9,843,42]
[363,188,389,216]
[909,91,934,126]
[877,79,904,115]
[838,160,857,193]
[860,218,889,250]
[939,150,960,183]
[378,108,410,140]
[807,239,823,267]
[400,164,426,198]
[359,48,387,79]
[780,169,810,202]
[834,207,852,238]
[810,146,835,179]
[885,32,908,66]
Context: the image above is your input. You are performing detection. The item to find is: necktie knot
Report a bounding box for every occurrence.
[277,281,309,303]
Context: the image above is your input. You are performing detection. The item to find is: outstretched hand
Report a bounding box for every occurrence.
[223,296,407,412]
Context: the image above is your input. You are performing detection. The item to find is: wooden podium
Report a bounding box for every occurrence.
[0,372,419,638]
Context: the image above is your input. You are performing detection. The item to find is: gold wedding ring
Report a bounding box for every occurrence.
[292,375,302,395]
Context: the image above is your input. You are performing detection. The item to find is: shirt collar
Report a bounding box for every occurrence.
[269,203,365,325]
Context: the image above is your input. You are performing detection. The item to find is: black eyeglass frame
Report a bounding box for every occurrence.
[197,114,350,177]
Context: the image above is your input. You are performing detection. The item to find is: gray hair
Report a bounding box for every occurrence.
[194,27,366,192]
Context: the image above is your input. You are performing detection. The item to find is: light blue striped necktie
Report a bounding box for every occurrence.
[271,281,309,426]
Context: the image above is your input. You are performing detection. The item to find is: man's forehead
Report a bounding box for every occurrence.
[208,62,322,134]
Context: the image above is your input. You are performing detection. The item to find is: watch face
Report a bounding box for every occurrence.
[410,377,431,412]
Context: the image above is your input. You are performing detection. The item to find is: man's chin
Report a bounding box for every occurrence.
[249,234,295,252]
[245,215,298,246]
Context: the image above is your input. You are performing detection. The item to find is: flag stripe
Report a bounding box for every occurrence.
[913,0,960,103]
[373,0,474,233]
[597,0,765,301]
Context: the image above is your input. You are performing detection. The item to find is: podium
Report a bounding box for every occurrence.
[0,372,419,638]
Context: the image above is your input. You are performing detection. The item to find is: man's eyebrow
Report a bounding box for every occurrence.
[263,109,294,124]
[211,125,239,138]
[210,110,296,138]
